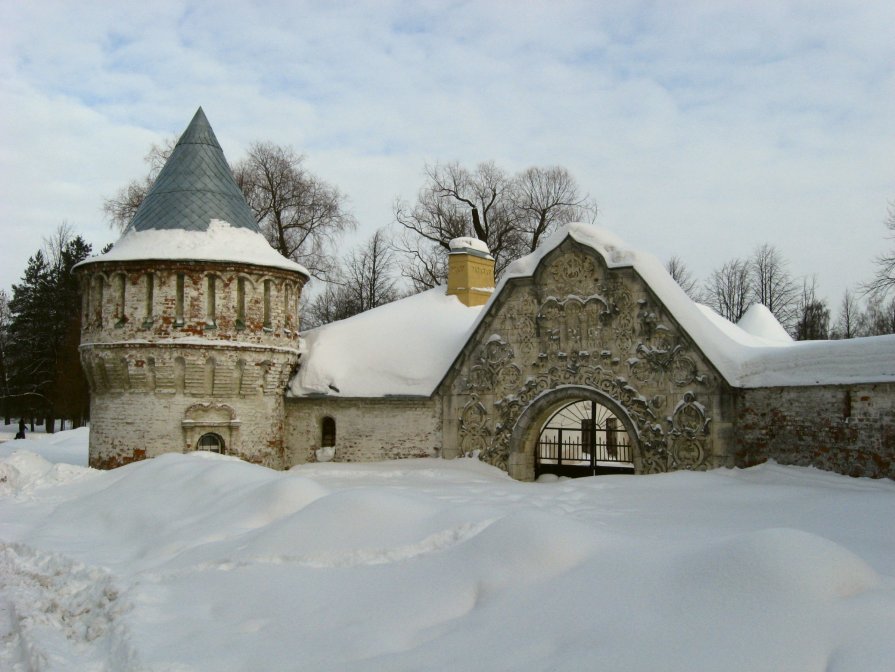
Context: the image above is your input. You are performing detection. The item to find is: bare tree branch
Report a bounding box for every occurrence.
[234,142,356,280]
[102,137,177,231]
[665,255,702,302]
[864,201,895,298]
[394,161,596,285]
[704,257,751,322]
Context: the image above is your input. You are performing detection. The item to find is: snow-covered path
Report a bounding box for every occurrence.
[1,434,894,671]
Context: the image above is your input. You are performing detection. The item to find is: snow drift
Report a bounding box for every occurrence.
[1,429,894,671]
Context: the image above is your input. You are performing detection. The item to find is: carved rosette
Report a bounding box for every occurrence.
[548,251,597,295]
[668,392,711,470]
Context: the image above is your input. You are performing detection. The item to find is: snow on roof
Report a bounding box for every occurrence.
[736,304,793,343]
[291,223,895,397]
[449,236,492,256]
[289,287,483,397]
[76,219,309,276]
[124,107,260,235]
[490,223,895,388]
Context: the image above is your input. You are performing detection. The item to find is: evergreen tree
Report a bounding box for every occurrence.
[6,227,91,431]
[0,289,11,424]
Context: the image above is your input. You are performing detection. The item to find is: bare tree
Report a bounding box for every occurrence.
[303,229,401,329]
[341,229,400,314]
[302,282,354,330]
[793,276,830,340]
[831,288,862,339]
[102,138,176,231]
[394,162,516,286]
[749,243,798,330]
[704,258,751,322]
[865,201,895,297]
[391,233,450,293]
[665,255,702,301]
[513,166,597,253]
[234,142,356,279]
[394,161,596,289]
[861,295,895,335]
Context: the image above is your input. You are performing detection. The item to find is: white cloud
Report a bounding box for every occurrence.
[1,0,893,307]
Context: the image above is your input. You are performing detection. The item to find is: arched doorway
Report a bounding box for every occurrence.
[535,399,634,478]
[197,432,225,454]
[507,386,641,481]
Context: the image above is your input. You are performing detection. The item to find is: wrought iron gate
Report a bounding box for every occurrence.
[536,400,634,478]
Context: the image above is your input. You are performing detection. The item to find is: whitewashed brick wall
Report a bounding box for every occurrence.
[285,397,442,465]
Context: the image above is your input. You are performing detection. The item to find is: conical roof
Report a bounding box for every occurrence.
[123,107,259,234]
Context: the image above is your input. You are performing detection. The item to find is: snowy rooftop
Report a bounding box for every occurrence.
[125,107,259,235]
[79,219,309,276]
[292,223,895,397]
[291,288,483,397]
[76,108,307,276]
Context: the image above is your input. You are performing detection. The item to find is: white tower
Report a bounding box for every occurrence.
[76,108,308,469]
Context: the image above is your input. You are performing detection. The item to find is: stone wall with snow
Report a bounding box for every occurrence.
[438,235,736,480]
[289,223,895,481]
[735,383,895,479]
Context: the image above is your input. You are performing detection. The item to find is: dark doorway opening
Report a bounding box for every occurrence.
[536,400,634,478]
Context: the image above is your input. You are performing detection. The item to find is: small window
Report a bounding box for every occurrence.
[321,417,336,447]
[236,277,246,329]
[175,273,185,324]
[114,273,126,325]
[197,432,225,454]
[263,279,272,329]
[206,275,217,326]
[144,273,154,325]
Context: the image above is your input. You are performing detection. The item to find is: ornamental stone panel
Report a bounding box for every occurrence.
[439,236,737,480]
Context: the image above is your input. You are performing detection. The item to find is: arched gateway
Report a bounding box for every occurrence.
[510,386,638,479]
[441,234,730,480]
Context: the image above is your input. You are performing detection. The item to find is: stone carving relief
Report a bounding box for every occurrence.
[668,392,711,470]
[548,251,598,295]
[628,325,703,388]
[458,398,490,457]
[451,241,719,476]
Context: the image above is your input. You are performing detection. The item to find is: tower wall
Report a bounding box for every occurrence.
[77,259,306,469]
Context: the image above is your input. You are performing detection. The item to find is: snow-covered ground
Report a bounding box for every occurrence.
[1,430,893,671]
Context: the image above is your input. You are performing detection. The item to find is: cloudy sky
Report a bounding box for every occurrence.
[2,1,893,308]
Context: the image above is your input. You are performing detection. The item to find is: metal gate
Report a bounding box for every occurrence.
[536,400,634,478]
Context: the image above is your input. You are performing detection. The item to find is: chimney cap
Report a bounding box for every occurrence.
[449,236,492,258]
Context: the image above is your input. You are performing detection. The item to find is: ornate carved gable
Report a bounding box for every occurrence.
[440,236,727,478]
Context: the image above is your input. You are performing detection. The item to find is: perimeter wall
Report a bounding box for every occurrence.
[734,383,895,479]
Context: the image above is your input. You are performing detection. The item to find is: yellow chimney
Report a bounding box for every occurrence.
[446,237,495,307]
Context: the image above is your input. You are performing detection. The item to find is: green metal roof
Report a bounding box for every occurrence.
[123,107,260,234]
